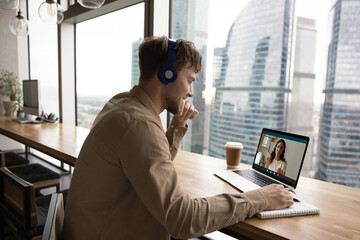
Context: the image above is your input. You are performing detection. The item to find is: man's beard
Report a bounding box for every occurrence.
[166,96,180,115]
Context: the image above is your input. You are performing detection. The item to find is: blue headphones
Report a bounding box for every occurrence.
[158,39,177,84]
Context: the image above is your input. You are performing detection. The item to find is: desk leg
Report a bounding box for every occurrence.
[25,145,30,159]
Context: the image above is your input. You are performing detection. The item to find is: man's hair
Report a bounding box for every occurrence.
[138,36,202,81]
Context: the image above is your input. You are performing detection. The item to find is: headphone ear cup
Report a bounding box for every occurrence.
[158,66,177,84]
[48,113,57,121]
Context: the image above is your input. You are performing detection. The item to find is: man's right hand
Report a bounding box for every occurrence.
[258,184,294,210]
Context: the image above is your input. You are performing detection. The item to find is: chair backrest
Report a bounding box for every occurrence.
[0,167,37,231]
[42,193,64,240]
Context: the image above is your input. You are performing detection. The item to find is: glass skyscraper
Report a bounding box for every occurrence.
[317,0,360,188]
[209,0,295,164]
[131,39,142,88]
[171,0,209,154]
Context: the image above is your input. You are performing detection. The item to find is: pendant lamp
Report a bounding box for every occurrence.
[38,0,63,24]
[0,0,19,10]
[78,0,105,9]
[9,0,29,37]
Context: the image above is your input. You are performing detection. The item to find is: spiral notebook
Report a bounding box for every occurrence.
[256,195,320,219]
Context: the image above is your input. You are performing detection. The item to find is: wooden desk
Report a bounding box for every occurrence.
[174,151,360,240]
[1,115,359,239]
[0,115,88,166]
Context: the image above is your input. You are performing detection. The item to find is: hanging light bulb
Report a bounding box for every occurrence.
[38,0,63,24]
[9,9,29,36]
[0,0,19,10]
[78,0,105,9]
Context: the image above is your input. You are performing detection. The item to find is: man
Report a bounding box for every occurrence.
[62,36,293,240]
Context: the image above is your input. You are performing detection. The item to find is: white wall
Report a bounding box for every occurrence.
[0,1,28,150]
[0,7,19,114]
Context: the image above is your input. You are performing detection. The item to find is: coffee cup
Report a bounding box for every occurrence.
[225,142,243,168]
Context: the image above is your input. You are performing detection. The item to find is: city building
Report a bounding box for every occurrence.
[131,39,142,88]
[317,0,360,188]
[171,0,209,154]
[209,0,295,164]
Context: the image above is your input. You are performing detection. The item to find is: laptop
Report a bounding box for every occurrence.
[215,128,309,192]
[12,117,41,124]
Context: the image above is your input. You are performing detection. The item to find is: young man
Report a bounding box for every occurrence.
[62,36,293,240]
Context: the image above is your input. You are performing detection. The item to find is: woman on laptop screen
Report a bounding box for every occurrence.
[265,139,287,175]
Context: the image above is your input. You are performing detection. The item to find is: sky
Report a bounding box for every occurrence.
[76,3,144,96]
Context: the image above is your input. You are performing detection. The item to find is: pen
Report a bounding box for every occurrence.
[293,198,300,202]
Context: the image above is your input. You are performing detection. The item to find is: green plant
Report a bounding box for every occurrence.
[0,69,21,102]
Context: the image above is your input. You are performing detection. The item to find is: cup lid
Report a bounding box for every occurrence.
[225,142,243,149]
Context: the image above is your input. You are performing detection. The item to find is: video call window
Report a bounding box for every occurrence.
[254,132,307,181]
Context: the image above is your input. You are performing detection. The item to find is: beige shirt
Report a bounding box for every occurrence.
[62,86,267,240]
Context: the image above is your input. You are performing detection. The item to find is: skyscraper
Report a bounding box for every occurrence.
[209,0,295,164]
[317,0,360,188]
[171,0,209,154]
[131,39,142,88]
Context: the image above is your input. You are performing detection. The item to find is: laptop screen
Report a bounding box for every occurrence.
[252,128,309,188]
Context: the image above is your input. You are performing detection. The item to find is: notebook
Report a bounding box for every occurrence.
[215,128,310,192]
[256,193,320,219]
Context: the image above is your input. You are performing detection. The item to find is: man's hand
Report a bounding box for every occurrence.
[258,184,294,210]
[174,99,199,127]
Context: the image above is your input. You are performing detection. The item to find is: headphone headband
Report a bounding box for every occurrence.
[158,39,178,84]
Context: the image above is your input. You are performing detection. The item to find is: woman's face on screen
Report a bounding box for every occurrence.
[275,142,285,158]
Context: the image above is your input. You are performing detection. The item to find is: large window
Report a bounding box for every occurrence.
[29,0,59,116]
[76,3,144,128]
[171,0,360,188]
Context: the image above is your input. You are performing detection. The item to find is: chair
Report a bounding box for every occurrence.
[1,151,29,168]
[0,167,52,240]
[0,152,61,193]
[41,193,64,240]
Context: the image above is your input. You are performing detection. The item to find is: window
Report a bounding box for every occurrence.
[76,3,144,128]
[28,0,59,116]
[171,0,360,188]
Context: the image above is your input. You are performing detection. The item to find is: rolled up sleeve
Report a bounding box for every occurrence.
[165,118,188,160]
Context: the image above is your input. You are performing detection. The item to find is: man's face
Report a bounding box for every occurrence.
[165,65,196,115]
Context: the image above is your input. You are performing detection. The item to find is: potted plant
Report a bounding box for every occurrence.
[0,69,22,116]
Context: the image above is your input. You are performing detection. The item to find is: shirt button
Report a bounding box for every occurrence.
[171,125,174,128]
[170,147,173,151]
[175,129,178,133]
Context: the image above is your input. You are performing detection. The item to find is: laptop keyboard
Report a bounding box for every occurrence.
[233,169,287,188]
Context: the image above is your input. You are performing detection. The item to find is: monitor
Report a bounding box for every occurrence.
[22,80,41,116]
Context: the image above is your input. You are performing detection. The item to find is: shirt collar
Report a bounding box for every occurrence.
[129,85,164,131]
